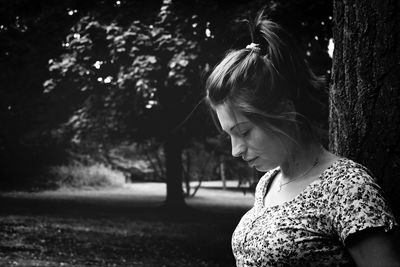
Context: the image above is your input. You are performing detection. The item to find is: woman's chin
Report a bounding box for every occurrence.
[254,163,278,172]
[255,166,269,172]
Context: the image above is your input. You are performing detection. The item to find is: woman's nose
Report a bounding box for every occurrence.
[231,137,246,158]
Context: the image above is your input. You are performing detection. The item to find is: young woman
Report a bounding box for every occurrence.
[205,13,399,267]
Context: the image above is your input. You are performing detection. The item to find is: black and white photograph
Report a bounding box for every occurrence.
[1,0,399,266]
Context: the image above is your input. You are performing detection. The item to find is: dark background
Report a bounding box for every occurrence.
[0,0,332,192]
[0,1,339,266]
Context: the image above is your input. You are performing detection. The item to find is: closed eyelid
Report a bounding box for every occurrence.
[237,125,251,135]
[230,122,250,133]
[241,128,250,134]
[230,128,251,139]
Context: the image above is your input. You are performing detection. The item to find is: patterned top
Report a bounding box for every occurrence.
[231,158,398,267]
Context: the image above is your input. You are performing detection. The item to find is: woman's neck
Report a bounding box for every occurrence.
[280,142,324,180]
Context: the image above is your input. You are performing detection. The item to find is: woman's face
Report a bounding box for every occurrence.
[215,103,289,172]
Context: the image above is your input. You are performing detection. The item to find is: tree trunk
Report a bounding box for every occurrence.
[183,149,191,196]
[220,161,226,190]
[330,0,400,217]
[164,133,186,208]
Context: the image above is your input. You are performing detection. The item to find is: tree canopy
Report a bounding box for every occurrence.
[0,0,333,198]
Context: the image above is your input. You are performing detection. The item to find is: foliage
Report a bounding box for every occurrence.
[49,163,125,189]
[44,0,207,150]
[0,0,333,191]
[42,1,214,204]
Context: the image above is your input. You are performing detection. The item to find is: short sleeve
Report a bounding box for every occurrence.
[327,166,398,245]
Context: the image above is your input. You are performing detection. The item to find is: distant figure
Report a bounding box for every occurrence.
[205,11,399,267]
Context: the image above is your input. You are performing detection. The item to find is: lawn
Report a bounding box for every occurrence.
[0,182,254,266]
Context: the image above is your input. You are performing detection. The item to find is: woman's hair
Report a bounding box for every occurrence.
[205,12,326,144]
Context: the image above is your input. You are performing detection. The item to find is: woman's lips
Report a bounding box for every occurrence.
[246,157,258,166]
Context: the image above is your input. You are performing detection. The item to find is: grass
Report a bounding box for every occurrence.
[0,184,254,266]
[0,215,235,266]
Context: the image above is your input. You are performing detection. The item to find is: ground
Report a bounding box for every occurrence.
[0,182,254,267]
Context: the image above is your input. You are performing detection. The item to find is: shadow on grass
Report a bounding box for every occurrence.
[0,192,248,222]
[0,188,252,266]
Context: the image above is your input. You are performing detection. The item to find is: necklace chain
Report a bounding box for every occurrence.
[277,158,319,192]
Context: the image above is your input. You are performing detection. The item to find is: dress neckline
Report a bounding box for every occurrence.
[259,157,346,210]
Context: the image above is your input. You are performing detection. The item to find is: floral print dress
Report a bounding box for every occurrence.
[231,158,397,267]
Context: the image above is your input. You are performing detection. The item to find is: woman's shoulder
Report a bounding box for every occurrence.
[321,157,382,194]
[323,157,375,181]
[320,157,398,243]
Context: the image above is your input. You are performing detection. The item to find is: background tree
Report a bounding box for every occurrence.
[1,0,333,208]
[44,0,212,207]
[330,0,400,217]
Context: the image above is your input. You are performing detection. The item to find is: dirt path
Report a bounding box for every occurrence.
[0,183,253,266]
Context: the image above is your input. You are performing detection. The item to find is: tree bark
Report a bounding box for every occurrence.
[330,0,400,217]
[164,133,186,208]
[220,160,226,190]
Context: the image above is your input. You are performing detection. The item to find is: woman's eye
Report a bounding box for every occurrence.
[241,129,250,137]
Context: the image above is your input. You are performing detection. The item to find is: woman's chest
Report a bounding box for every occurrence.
[234,202,332,246]
[263,172,322,208]
[231,200,349,266]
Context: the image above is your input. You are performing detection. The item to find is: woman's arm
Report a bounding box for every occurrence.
[346,227,400,267]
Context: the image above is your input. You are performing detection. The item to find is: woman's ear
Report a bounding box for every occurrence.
[277,99,296,119]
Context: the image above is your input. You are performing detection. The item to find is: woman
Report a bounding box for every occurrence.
[205,13,399,267]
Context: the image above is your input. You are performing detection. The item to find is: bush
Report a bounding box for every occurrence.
[50,163,125,189]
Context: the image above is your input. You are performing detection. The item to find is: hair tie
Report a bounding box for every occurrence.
[245,42,261,52]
